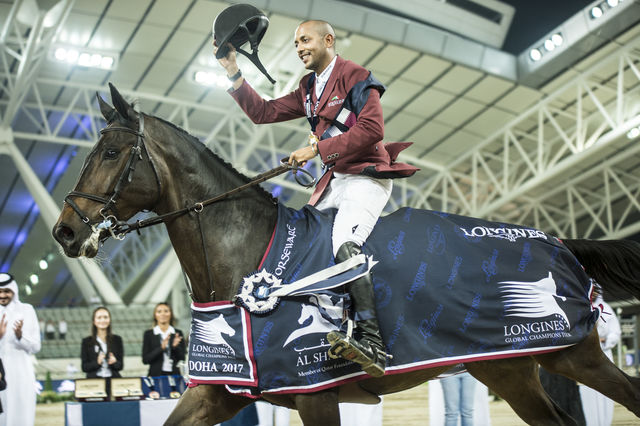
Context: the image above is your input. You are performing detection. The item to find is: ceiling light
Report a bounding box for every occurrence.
[192,70,229,88]
[590,6,603,18]
[543,39,556,52]
[100,56,114,69]
[551,33,563,46]
[29,274,39,285]
[65,49,79,63]
[50,46,118,70]
[626,127,640,139]
[39,259,48,270]
[529,48,542,62]
[54,47,66,61]
[606,0,619,7]
[24,285,32,296]
[78,52,92,67]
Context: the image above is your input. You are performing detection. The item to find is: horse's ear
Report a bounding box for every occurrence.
[108,82,136,121]
[96,92,117,123]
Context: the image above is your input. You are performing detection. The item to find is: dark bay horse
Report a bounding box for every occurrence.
[52,84,640,425]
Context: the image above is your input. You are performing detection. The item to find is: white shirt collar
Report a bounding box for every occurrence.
[153,324,175,337]
[315,55,337,98]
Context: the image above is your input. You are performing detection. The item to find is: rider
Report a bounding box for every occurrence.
[215,15,417,377]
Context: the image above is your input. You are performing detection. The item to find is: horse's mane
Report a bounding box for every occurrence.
[152,114,277,204]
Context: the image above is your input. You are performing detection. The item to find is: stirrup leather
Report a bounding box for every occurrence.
[327,330,386,377]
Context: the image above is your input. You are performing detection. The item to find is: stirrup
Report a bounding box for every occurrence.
[327,331,386,377]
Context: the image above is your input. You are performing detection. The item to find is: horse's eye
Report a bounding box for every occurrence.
[104,148,119,160]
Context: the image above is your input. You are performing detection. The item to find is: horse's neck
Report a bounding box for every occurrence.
[156,140,278,303]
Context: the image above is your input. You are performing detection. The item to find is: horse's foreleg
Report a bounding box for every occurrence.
[295,388,340,426]
[535,329,640,418]
[464,357,578,426]
[164,384,251,426]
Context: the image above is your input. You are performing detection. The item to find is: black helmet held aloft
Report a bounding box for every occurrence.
[213,4,275,84]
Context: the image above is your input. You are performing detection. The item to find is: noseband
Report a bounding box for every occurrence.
[64,114,156,240]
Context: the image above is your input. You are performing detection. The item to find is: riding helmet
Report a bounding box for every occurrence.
[213,4,269,59]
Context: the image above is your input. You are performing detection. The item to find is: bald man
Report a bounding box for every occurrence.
[216,19,417,377]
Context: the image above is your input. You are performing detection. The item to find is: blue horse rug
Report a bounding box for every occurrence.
[188,204,599,395]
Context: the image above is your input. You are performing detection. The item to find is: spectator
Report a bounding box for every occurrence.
[0,273,41,426]
[58,319,67,340]
[142,302,185,376]
[45,320,56,340]
[81,307,123,379]
[579,290,622,426]
[440,371,477,426]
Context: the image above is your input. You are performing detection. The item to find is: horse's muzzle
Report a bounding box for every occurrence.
[52,222,85,258]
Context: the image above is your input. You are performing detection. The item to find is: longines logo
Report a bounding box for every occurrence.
[459,226,547,242]
[499,272,572,344]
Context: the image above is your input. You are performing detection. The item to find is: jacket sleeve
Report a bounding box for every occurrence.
[171,329,186,362]
[142,330,163,365]
[229,80,306,124]
[81,338,100,374]
[110,335,124,373]
[317,86,384,166]
[14,305,41,355]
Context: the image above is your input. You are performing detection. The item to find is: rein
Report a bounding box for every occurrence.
[111,161,312,237]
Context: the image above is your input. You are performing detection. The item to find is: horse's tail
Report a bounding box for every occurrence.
[563,238,640,299]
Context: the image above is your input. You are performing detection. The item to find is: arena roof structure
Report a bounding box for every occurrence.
[1,0,639,312]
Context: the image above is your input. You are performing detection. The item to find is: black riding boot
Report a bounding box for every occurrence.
[327,241,386,377]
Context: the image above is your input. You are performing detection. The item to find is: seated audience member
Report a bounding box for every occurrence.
[142,302,185,376]
[81,306,124,378]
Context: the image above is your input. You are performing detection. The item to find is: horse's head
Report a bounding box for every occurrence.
[52,83,161,258]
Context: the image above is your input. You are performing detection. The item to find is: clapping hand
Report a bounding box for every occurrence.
[107,352,117,365]
[171,333,183,348]
[161,334,170,350]
[13,319,23,340]
[97,351,105,365]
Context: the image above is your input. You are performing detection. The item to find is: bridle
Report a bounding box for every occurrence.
[63,113,315,241]
[64,114,156,240]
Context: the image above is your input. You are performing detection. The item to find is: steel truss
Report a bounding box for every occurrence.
[405,34,640,239]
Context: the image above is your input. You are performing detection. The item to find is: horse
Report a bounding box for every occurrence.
[52,83,640,425]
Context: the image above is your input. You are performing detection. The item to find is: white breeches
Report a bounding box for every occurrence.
[315,172,392,256]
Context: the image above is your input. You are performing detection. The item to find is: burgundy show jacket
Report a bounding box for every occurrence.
[230,55,418,205]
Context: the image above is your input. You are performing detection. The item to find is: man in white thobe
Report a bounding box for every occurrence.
[0,273,41,426]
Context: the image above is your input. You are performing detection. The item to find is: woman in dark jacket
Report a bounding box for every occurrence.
[80,306,123,378]
[142,302,185,376]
